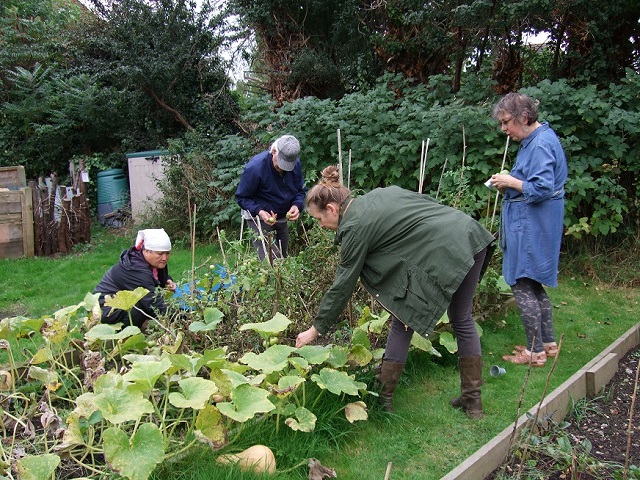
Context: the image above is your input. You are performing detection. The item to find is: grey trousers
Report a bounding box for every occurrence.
[384,247,487,363]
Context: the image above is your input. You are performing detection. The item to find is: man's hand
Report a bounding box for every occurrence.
[286,205,300,221]
[296,326,319,348]
[259,210,277,224]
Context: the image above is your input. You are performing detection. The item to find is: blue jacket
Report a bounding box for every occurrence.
[235,150,307,218]
[500,123,568,287]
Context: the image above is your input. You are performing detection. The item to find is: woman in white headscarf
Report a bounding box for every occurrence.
[93,228,176,328]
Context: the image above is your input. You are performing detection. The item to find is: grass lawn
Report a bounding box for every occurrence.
[1,225,638,479]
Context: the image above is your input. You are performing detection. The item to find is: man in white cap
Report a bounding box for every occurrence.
[93,228,177,328]
[235,134,308,261]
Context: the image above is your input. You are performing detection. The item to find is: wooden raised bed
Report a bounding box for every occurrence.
[440,321,640,480]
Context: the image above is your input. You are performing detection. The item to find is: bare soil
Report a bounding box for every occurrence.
[490,345,640,479]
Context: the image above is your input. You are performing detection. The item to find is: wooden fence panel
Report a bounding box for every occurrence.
[0,188,34,258]
[0,163,90,258]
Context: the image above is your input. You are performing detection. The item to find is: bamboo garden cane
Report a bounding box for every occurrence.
[490,136,510,233]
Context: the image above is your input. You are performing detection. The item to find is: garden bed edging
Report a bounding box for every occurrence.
[440,321,640,480]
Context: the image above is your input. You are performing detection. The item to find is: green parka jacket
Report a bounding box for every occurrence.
[313,186,495,337]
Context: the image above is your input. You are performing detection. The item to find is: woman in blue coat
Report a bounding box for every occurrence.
[489,92,568,367]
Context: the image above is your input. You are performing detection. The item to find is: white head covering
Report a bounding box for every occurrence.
[135,228,172,251]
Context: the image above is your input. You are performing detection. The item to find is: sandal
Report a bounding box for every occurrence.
[513,344,559,358]
[502,349,546,367]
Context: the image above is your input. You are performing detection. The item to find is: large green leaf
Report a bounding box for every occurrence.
[239,344,296,374]
[310,368,367,396]
[85,323,141,342]
[168,377,218,409]
[123,357,172,393]
[410,333,440,356]
[285,406,316,432]
[295,345,332,364]
[350,328,371,348]
[326,346,349,368]
[103,423,164,480]
[104,287,149,313]
[15,454,60,480]
[189,307,224,332]
[120,333,148,354]
[94,388,154,424]
[439,331,458,354]
[216,383,275,422]
[238,312,292,337]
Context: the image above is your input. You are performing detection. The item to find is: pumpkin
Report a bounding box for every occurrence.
[216,444,276,474]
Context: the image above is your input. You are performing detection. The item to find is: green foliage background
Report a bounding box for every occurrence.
[159,72,640,244]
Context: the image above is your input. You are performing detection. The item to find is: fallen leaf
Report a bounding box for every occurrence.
[308,458,337,479]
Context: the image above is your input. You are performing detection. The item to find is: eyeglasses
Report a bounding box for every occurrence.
[499,116,514,127]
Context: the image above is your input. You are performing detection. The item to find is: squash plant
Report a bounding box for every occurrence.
[0,292,385,479]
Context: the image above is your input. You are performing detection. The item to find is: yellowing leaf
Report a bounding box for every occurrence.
[16,454,60,480]
[345,401,368,423]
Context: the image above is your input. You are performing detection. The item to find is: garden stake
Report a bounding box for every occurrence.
[624,351,639,478]
[191,203,197,287]
[347,149,352,189]
[216,226,227,267]
[490,136,510,233]
[418,138,430,194]
[337,128,343,185]
[384,461,393,479]
[435,157,448,199]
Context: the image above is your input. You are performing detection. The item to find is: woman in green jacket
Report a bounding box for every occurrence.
[295,166,495,417]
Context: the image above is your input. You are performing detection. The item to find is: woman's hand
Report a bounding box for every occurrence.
[490,173,523,193]
[296,326,319,348]
[166,279,177,292]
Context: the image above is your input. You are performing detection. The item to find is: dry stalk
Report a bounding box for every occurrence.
[624,351,640,478]
[435,157,448,200]
[516,334,564,478]
[503,334,537,479]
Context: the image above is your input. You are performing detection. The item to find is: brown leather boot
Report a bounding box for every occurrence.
[375,359,405,412]
[449,355,484,419]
